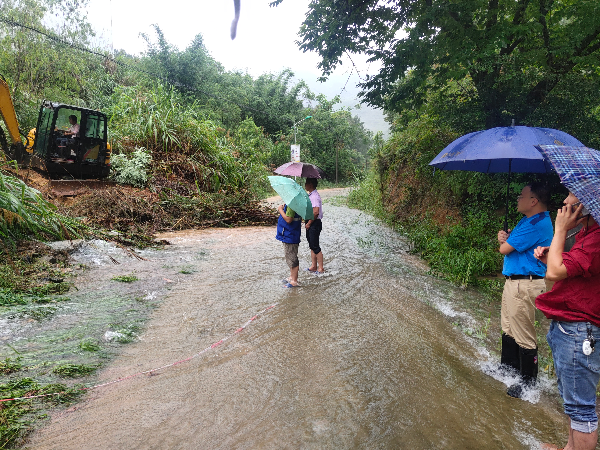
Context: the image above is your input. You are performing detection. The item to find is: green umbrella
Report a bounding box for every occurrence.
[268,176,314,220]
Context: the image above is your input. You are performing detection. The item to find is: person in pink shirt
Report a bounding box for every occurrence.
[304,178,324,274]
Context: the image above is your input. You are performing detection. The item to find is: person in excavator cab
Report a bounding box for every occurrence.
[64,115,79,137]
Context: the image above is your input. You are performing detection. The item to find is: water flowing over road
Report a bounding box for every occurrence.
[29,191,567,449]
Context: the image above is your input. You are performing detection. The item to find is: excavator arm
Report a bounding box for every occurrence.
[0,77,32,163]
[0,77,22,145]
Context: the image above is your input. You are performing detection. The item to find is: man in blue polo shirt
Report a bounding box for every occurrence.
[497,182,553,398]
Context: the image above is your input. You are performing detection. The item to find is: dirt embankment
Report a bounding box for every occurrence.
[11,167,278,243]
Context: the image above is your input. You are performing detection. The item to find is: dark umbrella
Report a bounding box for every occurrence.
[274,162,324,179]
[428,125,584,230]
[536,145,600,224]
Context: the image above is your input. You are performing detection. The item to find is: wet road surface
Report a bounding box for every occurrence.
[27,193,568,449]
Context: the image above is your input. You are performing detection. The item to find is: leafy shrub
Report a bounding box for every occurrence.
[109,147,152,188]
[0,165,87,245]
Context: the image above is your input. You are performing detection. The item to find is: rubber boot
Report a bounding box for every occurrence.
[501,333,520,372]
[507,347,538,398]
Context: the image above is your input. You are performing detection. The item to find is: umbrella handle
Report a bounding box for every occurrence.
[504,161,512,232]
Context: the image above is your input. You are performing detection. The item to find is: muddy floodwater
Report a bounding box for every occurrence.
[24,190,570,449]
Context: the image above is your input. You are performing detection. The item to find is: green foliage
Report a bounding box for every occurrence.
[0,243,74,312]
[0,165,87,245]
[347,168,390,221]
[111,273,138,283]
[404,215,503,287]
[108,321,143,344]
[52,363,96,378]
[0,288,28,306]
[288,95,373,183]
[0,377,83,449]
[78,339,101,352]
[294,0,600,129]
[107,84,184,153]
[110,147,152,188]
[0,357,22,375]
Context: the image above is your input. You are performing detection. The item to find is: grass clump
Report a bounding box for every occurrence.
[0,378,84,449]
[178,265,196,274]
[107,321,143,344]
[111,273,138,283]
[52,364,96,378]
[0,357,22,375]
[0,289,28,307]
[78,339,101,352]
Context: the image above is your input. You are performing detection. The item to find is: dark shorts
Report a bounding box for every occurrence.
[306,219,322,255]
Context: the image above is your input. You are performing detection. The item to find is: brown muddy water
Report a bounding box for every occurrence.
[22,190,569,449]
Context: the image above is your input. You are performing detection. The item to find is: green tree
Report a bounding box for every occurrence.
[0,0,121,127]
[298,95,372,182]
[282,0,600,128]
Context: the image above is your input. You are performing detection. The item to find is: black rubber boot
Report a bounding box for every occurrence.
[507,347,538,398]
[501,333,520,372]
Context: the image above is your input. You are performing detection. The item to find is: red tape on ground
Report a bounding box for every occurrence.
[0,303,278,403]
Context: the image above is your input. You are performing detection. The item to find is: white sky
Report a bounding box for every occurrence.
[85,0,389,136]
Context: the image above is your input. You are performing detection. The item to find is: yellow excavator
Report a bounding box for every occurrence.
[0,76,111,180]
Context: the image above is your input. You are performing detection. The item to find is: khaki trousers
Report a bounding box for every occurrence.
[501,278,547,349]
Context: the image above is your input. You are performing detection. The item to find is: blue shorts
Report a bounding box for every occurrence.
[547,321,600,432]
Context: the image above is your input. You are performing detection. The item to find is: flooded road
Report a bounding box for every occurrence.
[27,190,568,449]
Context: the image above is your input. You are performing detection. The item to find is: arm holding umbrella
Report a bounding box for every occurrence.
[498,229,514,255]
[278,204,295,224]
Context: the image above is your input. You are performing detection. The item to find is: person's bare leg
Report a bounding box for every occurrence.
[540,443,561,450]
[316,251,324,273]
[563,426,573,450]
[563,428,598,450]
[289,265,299,286]
[308,250,317,272]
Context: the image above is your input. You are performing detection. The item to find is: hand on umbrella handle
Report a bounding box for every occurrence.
[498,229,511,244]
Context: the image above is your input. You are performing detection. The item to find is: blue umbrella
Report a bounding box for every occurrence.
[429,125,584,230]
[536,145,600,224]
[429,126,583,172]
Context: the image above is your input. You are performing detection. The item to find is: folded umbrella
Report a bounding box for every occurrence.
[274,162,324,179]
[268,176,314,220]
[536,145,600,223]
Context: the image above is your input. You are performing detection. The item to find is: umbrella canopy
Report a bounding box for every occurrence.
[536,145,600,224]
[429,126,583,173]
[268,176,314,220]
[428,125,584,230]
[274,162,324,179]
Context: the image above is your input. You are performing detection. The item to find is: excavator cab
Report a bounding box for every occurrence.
[31,101,111,178]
